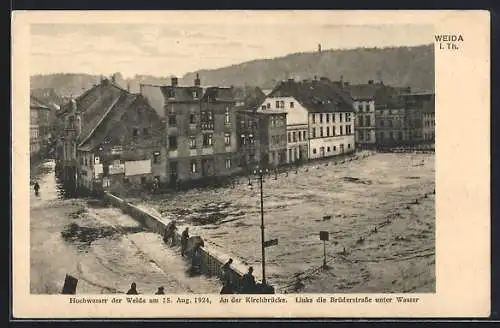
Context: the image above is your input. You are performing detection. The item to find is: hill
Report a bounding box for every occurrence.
[30,44,434,97]
[181,44,434,92]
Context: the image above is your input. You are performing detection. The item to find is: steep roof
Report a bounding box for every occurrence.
[30,95,52,110]
[78,93,141,150]
[232,86,267,110]
[267,79,353,113]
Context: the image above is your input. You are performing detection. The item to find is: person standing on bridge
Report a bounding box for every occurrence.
[220,258,233,286]
[181,227,189,257]
[155,286,165,295]
[240,266,256,294]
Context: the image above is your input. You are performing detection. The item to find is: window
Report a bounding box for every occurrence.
[312,128,316,138]
[339,113,343,122]
[267,103,271,109]
[326,114,330,123]
[189,136,196,149]
[290,102,294,108]
[203,133,213,147]
[240,134,246,146]
[327,146,331,152]
[288,132,291,143]
[292,131,297,142]
[320,127,324,137]
[365,116,371,126]
[143,128,149,135]
[276,100,280,108]
[189,113,196,124]
[224,133,231,146]
[380,132,385,140]
[132,128,139,137]
[389,132,394,140]
[201,111,214,130]
[153,151,160,164]
[320,114,323,123]
[225,158,231,169]
[313,148,317,154]
[346,125,352,135]
[346,113,351,122]
[192,91,198,98]
[289,149,292,161]
[358,131,364,141]
[169,136,178,150]
[332,126,336,136]
[357,104,362,111]
[312,115,316,124]
[298,131,302,141]
[271,116,276,128]
[380,120,385,127]
[365,131,371,141]
[348,144,351,149]
[326,126,330,137]
[303,131,307,140]
[280,100,284,108]
[225,107,230,125]
[333,146,337,151]
[191,160,198,173]
[168,115,176,126]
[339,126,343,135]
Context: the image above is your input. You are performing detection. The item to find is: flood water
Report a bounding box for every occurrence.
[30,160,221,294]
[137,152,436,293]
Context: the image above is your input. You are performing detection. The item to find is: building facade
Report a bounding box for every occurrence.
[401,92,435,143]
[141,76,241,187]
[259,78,355,162]
[57,78,165,195]
[30,96,52,162]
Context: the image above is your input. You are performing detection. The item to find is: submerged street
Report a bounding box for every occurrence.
[30,160,221,294]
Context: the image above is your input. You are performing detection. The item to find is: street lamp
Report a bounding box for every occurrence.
[252,167,269,285]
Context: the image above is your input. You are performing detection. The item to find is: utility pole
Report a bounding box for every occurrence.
[258,169,266,285]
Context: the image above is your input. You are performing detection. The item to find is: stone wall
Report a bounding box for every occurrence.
[103,192,252,291]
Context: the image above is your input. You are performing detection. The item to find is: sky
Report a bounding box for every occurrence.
[30,23,433,78]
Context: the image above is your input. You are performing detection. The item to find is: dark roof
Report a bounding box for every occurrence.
[30,95,51,110]
[201,87,236,102]
[160,86,203,102]
[347,83,404,107]
[267,79,353,113]
[232,86,267,108]
[78,93,141,150]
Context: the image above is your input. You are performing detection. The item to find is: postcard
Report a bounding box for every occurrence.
[12,10,490,318]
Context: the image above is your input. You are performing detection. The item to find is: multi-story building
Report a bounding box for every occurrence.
[236,109,287,169]
[259,77,355,161]
[141,76,241,187]
[30,95,52,162]
[57,78,165,194]
[401,91,435,143]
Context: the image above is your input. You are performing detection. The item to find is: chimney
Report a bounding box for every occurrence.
[194,73,201,87]
[171,76,178,87]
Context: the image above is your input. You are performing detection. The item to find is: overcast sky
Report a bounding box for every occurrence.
[30,23,433,78]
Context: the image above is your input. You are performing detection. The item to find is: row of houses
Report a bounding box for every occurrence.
[54,74,434,195]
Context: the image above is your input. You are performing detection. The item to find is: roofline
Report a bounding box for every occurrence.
[78,94,128,148]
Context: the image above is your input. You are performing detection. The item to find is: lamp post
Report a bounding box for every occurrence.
[252,167,269,285]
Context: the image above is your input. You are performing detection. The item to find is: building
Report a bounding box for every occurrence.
[401,91,435,143]
[57,78,165,195]
[372,85,408,148]
[30,95,52,162]
[259,77,355,162]
[236,109,287,170]
[140,75,241,187]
